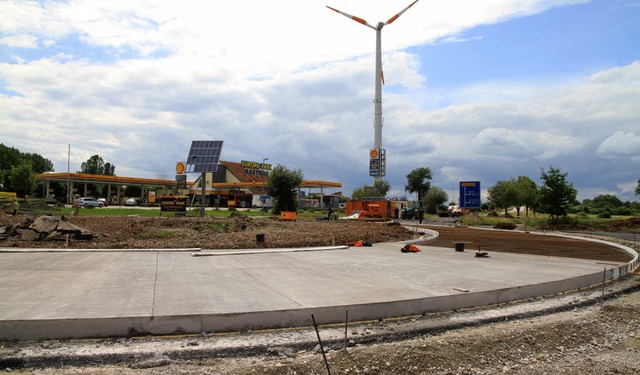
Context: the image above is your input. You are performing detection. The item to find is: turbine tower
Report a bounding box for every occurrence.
[327,1,419,183]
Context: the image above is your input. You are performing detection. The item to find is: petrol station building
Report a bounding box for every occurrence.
[36,160,342,208]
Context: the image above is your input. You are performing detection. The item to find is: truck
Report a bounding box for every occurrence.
[437,205,462,218]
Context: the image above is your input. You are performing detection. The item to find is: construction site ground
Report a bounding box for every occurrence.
[1,213,639,374]
[0,214,634,263]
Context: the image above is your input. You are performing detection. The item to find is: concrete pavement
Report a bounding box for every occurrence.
[0,235,635,341]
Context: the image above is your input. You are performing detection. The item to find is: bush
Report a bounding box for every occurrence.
[597,210,611,219]
[543,216,579,229]
[493,222,517,230]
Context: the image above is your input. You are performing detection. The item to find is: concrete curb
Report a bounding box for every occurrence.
[191,246,350,256]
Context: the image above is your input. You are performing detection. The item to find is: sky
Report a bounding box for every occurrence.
[1,0,639,203]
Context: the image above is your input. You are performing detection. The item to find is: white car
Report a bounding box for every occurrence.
[125,198,139,206]
[76,197,103,208]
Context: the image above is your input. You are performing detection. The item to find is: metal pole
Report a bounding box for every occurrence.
[601,267,606,305]
[344,309,349,349]
[311,314,332,375]
[67,144,71,205]
[200,172,206,217]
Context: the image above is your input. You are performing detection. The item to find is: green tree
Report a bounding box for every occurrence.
[24,153,54,174]
[79,155,116,175]
[0,144,22,190]
[0,144,53,193]
[351,180,390,199]
[8,161,36,197]
[424,187,449,214]
[488,179,517,217]
[636,179,640,196]
[515,176,538,218]
[538,166,577,219]
[582,194,626,215]
[405,167,432,210]
[267,165,303,214]
[79,155,116,196]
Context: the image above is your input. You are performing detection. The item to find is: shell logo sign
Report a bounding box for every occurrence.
[176,162,186,174]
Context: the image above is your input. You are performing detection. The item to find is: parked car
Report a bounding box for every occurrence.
[97,198,108,207]
[76,197,103,208]
[125,198,139,206]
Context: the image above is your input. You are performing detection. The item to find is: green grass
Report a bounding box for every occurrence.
[52,206,326,219]
[459,212,639,232]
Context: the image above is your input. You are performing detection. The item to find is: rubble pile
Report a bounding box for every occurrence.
[0,215,96,242]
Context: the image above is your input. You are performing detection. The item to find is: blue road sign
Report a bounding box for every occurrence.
[459,181,481,209]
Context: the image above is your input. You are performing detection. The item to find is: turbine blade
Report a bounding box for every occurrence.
[385,0,419,25]
[326,5,376,30]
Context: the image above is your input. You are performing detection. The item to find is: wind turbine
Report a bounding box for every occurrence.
[327,1,419,183]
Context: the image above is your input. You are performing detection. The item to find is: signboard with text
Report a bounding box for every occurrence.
[369,158,380,176]
[241,160,272,177]
[459,181,481,209]
[369,149,386,177]
[160,197,188,213]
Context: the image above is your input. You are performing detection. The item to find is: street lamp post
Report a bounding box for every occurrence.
[261,158,269,213]
[67,144,71,205]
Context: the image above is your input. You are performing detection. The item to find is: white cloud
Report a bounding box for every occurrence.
[597,131,640,160]
[0,34,38,48]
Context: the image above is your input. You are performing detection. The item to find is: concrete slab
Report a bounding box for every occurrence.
[0,238,632,341]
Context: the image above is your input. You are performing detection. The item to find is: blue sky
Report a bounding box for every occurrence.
[1,0,639,203]
[416,0,637,89]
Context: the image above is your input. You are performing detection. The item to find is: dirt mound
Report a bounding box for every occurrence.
[0,214,414,250]
[602,217,640,231]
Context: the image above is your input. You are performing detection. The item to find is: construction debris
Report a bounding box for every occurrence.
[401,244,421,253]
[0,215,97,242]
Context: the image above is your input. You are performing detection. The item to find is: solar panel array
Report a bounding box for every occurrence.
[186,140,224,173]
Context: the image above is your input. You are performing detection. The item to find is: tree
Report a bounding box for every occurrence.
[8,161,36,197]
[24,153,54,174]
[79,155,116,197]
[79,155,116,175]
[515,176,538,218]
[636,179,640,196]
[0,144,22,190]
[267,165,303,214]
[488,180,517,217]
[538,166,577,219]
[424,187,449,214]
[405,167,432,210]
[582,194,627,215]
[351,180,390,199]
[0,144,53,193]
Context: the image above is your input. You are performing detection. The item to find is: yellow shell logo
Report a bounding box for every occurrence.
[176,162,185,174]
[370,149,379,159]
